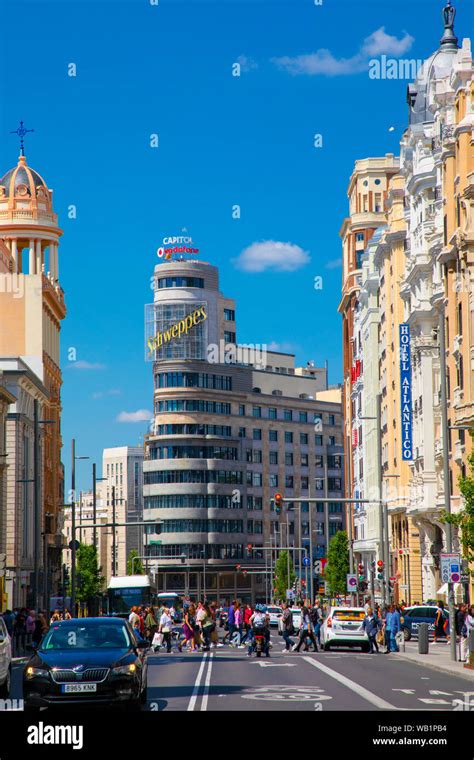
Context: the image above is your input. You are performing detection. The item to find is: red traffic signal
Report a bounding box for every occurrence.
[358,563,364,573]
[274,492,284,514]
[247,543,253,551]
[236,564,241,571]
[377,560,384,568]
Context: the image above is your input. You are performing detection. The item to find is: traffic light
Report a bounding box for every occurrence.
[236,564,241,571]
[0,553,6,578]
[274,492,284,514]
[358,562,364,581]
[247,543,253,552]
[377,559,384,581]
[370,559,376,574]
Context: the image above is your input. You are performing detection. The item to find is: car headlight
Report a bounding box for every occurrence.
[112,663,137,676]
[25,666,49,679]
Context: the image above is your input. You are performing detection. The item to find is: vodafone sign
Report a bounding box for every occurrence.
[157,235,200,260]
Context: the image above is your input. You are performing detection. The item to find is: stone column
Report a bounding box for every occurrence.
[29,239,35,274]
[36,240,42,274]
[11,239,18,272]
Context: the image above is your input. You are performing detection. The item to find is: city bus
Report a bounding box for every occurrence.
[156,592,184,621]
[106,575,157,617]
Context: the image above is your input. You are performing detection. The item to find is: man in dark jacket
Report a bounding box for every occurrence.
[362,607,382,653]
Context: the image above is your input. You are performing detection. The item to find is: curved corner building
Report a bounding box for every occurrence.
[144,257,344,604]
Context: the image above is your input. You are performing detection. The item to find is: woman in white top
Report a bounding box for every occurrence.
[159,608,173,653]
[460,605,474,663]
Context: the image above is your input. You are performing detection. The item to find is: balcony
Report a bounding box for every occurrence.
[453,334,463,358]
[453,386,464,408]
[453,439,465,464]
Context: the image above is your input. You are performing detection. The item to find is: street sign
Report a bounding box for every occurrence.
[68,540,80,551]
[346,573,358,593]
[440,553,461,584]
[286,589,295,600]
[389,576,397,583]
[302,557,311,567]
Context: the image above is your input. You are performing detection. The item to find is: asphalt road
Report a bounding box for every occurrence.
[10,631,474,712]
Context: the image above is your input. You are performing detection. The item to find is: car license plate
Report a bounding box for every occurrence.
[62,683,97,693]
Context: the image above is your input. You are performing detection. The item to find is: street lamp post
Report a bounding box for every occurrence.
[70,439,90,617]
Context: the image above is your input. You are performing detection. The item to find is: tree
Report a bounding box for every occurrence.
[440,436,474,565]
[273,550,296,601]
[325,530,350,597]
[127,549,144,575]
[75,544,104,605]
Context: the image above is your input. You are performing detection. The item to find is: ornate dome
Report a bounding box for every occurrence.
[0,155,49,199]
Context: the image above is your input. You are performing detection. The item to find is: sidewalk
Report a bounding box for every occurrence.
[396,640,474,680]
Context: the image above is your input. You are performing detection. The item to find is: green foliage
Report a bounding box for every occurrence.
[325,530,350,596]
[76,544,104,603]
[273,550,296,600]
[440,437,474,563]
[126,549,144,575]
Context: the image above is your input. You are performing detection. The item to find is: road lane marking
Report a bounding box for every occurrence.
[302,656,398,710]
[252,662,297,667]
[200,653,214,711]
[187,653,209,711]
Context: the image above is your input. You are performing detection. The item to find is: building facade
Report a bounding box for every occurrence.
[0,150,67,607]
[144,258,344,604]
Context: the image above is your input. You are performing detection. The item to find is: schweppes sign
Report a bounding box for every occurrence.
[147,305,207,357]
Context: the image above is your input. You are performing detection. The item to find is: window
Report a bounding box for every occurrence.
[284,432,293,443]
[157,399,231,414]
[247,496,263,511]
[300,433,308,445]
[285,453,294,466]
[328,436,336,446]
[144,470,243,485]
[315,435,323,446]
[328,414,336,426]
[301,453,308,467]
[315,479,323,491]
[156,372,232,391]
[247,471,263,487]
[283,409,292,421]
[328,477,342,491]
[239,427,246,438]
[269,474,278,488]
[157,276,204,289]
[329,502,343,513]
[224,308,235,321]
[301,476,309,490]
[329,522,343,537]
[269,451,278,465]
[253,429,262,441]
[239,404,245,417]
[315,455,324,467]
[269,430,278,442]
[356,233,364,242]
[285,475,294,488]
[268,408,277,420]
[327,455,342,469]
[252,406,262,418]
[144,494,242,510]
[149,445,238,460]
[299,411,308,423]
[224,331,236,343]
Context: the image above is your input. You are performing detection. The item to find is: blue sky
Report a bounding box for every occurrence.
[2,0,472,490]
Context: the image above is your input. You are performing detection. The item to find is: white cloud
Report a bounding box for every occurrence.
[92,389,121,400]
[116,409,153,423]
[67,360,106,370]
[233,240,310,273]
[236,54,258,72]
[325,258,343,270]
[272,27,414,77]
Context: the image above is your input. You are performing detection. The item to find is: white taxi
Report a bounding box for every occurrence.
[265,605,283,626]
[320,607,369,652]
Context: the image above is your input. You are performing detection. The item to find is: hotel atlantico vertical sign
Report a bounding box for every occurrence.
[399,324,413,460]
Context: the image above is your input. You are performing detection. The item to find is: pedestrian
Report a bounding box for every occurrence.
[63,608,72,621]
[293,605,318,652]
[310,601,323,647]
[234,602,243,646]
[181,603,196,652]
[460,605,474,663]
[145,606,158,642]
[241,602,253,644]
[389,605,401,652]
[225,599,236,644]
[362,607,382,653]
[201,603,215,651]
[433,601,448,642]
[2,609,14,637]
[32,610,47,646]
[364,596,372,614]
[280,602,295,652]
[383,605,392,653]
[158,607,173,653]
[14,608,27,655]
[128,606,140,628]
[50,608,62,625]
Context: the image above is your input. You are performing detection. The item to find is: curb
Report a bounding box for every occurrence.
[398,652,474,682]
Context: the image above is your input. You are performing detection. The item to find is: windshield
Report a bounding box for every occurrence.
[41,623,132,650]
[267,608,281,614]
[333,610,365,621]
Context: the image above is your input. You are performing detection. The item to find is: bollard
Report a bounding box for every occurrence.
[395,631,405,652]
[469,629,474,654]
[418,623,429,655]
